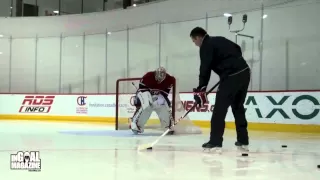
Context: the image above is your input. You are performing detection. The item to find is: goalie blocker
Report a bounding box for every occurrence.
[129,67,175,135]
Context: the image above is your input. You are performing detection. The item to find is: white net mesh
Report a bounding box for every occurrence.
[116,78,202,134]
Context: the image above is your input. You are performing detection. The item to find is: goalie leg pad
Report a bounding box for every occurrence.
[155,108,174,129]
[137,91,153,110]
[153,95,174,130]
[130,106,153,134]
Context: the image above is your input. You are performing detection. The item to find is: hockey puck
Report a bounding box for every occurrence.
[147,147,153,150]
[281,145,287,148]
[241,153,248,157]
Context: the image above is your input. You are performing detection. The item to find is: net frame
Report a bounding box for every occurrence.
[115,77,176,130]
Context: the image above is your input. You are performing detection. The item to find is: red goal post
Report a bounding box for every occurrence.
[115,77,202,134]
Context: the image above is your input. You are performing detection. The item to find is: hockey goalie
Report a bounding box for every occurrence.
[129,67,176,135]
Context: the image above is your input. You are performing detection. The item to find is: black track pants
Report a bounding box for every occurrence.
[209,68,250,146]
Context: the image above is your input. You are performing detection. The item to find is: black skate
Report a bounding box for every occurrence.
[235,141,249,152]
[202,142,222,153]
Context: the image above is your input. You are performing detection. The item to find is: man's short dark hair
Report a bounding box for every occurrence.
[190,27,207,38]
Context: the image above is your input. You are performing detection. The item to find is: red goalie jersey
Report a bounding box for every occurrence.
[138,70,175,97]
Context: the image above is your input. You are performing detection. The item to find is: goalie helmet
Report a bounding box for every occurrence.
[155,67,166,83]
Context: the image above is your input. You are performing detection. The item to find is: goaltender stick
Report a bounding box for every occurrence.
[129,67,176,135]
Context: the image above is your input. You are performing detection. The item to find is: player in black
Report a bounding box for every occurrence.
[190,27,251,153]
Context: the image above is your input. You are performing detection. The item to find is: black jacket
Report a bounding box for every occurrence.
[198,35,249,89]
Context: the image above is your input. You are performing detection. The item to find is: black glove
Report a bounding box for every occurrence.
[193,86,208,107]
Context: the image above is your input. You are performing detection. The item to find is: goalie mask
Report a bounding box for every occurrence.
[155,67,166,83]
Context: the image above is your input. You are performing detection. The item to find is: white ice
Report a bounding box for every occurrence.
[0,120,319,180]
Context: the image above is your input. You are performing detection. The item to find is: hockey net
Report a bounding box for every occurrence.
[115,77,202,134]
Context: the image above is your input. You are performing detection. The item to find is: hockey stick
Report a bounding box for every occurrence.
[131,82,138,90]
[137,81,220,151]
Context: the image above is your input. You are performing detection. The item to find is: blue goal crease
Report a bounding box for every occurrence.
[58,130,163,137]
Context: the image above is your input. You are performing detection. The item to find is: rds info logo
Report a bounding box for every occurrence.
[19,96,55,113]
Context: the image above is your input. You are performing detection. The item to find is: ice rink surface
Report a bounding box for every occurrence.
[0,120,319,180]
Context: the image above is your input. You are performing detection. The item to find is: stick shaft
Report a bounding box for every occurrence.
[138,81,220,150]
[132,82,138,90]
[174,81,220,125]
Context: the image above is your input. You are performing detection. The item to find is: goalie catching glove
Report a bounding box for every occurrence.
[193,86,208,107]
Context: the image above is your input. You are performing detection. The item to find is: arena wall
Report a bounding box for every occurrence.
[0,91,319,133]
[0,0,319,93]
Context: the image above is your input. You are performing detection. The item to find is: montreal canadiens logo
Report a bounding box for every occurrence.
[77,96,87,106]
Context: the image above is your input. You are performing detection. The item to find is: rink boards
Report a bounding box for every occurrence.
[0,91,320,133]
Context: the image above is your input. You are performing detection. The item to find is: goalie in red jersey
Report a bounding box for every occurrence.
[129,67,176,135]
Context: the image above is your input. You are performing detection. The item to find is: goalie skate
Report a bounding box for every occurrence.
[202,142,222,154]
[128,118,143,135]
